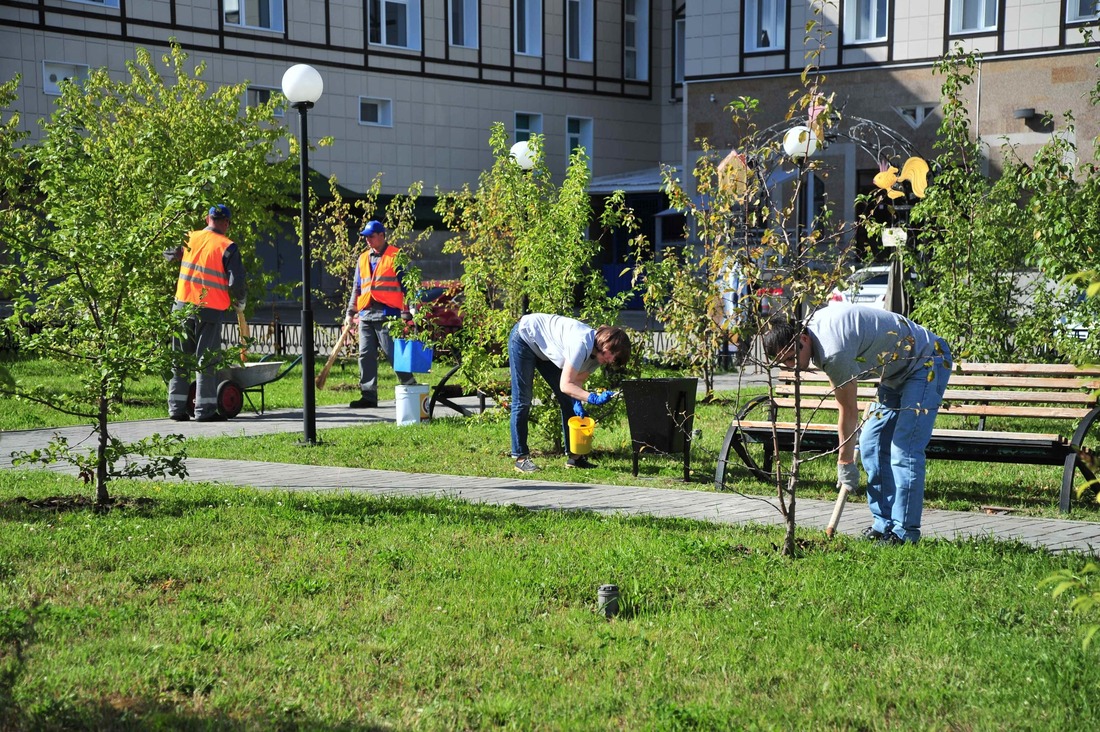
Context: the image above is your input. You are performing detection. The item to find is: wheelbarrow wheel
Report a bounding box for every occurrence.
[217,380,243,419]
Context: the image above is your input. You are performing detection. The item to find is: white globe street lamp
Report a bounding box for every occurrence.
[509,139,536,171]
[282,64,324,444]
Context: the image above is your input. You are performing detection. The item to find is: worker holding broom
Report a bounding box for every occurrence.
[166,204,247,422]
[343,220,418,409]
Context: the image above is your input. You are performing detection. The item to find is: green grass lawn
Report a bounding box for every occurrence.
[4,353,1099,520]
[1,472,1096,730]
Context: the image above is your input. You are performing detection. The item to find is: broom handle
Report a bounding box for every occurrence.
[316,321,355,390]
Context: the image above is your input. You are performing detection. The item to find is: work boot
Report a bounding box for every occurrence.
[349,394,378,408]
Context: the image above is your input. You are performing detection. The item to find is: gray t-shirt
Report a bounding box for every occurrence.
[808,304,942,389]
[517,314,600,375]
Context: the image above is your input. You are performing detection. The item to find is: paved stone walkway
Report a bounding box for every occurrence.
[3,378,1099,555]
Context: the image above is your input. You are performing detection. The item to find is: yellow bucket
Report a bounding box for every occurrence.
[567,416,596,455]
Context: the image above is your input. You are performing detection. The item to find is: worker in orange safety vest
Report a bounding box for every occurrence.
[166,204,247,422]
[343,220,417,408]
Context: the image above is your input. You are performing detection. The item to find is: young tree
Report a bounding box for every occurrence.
[910,47,1100,363]
[436,123,635,451]
[0,42,297,505]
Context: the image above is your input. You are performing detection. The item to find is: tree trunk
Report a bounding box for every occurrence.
[95,392,110,506]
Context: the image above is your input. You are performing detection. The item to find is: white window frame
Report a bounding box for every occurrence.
[566,116,593,169]
[245,86,284,117]
[746,0,786,52]
[844,0,887,43]
[449,0,479,48]
[514,112,543,142]
[359,97,394,127]
[1068,0,1100,23]
[515,0,543,57]
[567,0,594,62]
[624,0,649,81]
[894,104,937,130]
[949,0,997,34]
[369,0,422,50]
[223,0,284,32]
[42,61,89,96]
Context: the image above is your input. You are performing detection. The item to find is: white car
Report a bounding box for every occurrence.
[828,266,891,308]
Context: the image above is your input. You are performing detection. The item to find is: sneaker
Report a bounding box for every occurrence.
[348,395,378,408]
[514,457,539,473]
[861,526,885,541]
[876,531,906,546]
[168,413,190,422]
[565,455,595,469]
[195,413,227,423]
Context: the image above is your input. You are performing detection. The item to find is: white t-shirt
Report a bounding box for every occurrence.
[517,314,599,375]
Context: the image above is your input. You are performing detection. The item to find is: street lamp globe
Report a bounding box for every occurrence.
[509,140,536,170]
[782,125,819,160]
[281,64,324,105]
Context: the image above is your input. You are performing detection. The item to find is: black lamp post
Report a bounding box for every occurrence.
[782,124,819,318]
[281,63,324,444]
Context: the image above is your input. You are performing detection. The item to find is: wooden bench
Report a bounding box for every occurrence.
[714,363,1100,512]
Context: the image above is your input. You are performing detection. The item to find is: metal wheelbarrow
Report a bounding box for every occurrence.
[188,356,298,419]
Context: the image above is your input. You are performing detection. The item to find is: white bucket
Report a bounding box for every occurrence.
[395,384,430,425]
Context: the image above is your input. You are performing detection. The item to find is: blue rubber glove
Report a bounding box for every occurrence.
[586,390,616,406]
[572,400,587,418]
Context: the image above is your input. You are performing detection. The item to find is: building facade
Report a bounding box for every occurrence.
[0,0,685,196]
[681,1,1100,247]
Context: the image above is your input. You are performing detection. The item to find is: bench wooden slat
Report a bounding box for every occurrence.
[775,384,1097,405]
[733,419,1066,445]
[768,397,1092,420]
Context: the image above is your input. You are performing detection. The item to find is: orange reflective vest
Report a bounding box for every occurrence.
[175,229,233,311]
[355,246,405,311]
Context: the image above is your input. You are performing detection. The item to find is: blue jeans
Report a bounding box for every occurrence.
[509,324,574,458]
[859,340,952,543]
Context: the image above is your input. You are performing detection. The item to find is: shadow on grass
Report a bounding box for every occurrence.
[0,487,793,541]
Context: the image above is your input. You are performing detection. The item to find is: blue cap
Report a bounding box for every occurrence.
[359,220,385,236]
[208,204,231,220]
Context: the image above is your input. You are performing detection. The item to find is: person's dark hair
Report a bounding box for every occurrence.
[594,325,631,369]
[761,317,801,358]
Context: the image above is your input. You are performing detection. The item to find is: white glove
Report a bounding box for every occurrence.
[837,461,861,492]
[234,300,246,314]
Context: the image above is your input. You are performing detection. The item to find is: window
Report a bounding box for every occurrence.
[949,0,997,34]
[450,0,479,47]
[515,0,542,56]
[566,116,593,168]
[70,0,119,7]
[844,0,887,43]
[515,112,543,142]
[673,16,685,85]
[1068,0,1100,22]
[224,0,284,32]
[359,97,393,127]
[624,0,649,81]
[746,0,786,52]
[369,0,422,50]
[245,87,284,117]
[567,0,593,62]
[42,61,89,96]
[894,104,937,130]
